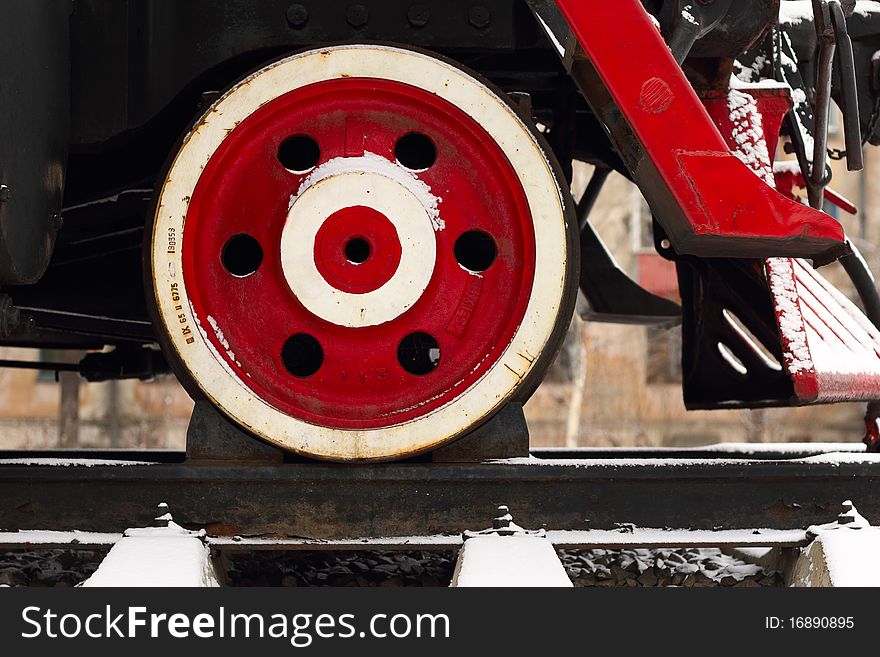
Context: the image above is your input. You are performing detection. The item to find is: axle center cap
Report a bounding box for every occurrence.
[313,205,403,294]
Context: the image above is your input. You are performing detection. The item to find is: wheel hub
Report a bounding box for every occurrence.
[150,45,574,460]
[281,162,438,327]
[313,206,400,294]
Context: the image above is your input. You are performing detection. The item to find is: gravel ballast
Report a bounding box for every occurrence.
[558,548,783,587]
[0,546,783,587]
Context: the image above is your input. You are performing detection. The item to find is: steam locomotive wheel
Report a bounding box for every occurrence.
[148,45,577,461]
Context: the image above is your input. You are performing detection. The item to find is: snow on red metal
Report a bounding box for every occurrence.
[554,0,846,258]
[704,75,880,403]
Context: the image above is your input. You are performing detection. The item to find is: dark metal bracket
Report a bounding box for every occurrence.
[677,257,796,409]
[185,400,530,464]
[574,168,682,326]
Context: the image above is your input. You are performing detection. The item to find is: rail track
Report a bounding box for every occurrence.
[3,441,878,587]
[2,443,879,537]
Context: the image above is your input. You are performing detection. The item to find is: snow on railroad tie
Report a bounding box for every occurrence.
[450,535,572,587]
[81,503,221,588]
[788,501,880,587]
[450,505,572,587]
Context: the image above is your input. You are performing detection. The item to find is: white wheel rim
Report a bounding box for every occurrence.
[150,45,571,461]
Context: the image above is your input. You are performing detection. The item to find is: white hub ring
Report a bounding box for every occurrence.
[281,168,438,328]
[150,45,572,461]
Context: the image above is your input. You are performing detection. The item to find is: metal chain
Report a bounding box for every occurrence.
[826,93,880,160]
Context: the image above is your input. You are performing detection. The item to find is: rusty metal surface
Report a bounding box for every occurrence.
[206,528,810,551]
[1,452,879,538]
[429,402,530,462]
[0,527,810,552]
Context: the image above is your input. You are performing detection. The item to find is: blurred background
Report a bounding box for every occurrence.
[0,108,875,451]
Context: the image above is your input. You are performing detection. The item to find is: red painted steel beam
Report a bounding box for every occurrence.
[554,0,847,262]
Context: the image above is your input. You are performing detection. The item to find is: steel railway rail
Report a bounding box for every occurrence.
[2,443,879,537]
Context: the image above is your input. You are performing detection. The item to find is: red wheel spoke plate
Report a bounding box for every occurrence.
[181,77,536,429]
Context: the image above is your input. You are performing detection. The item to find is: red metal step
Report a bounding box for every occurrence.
[767,257,880,403]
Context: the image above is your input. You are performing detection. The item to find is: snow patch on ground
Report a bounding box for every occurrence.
[0,458,155,467]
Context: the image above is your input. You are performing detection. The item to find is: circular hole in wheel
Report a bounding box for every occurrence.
[221,234,264,277]
[344,237,371,264]
[394,132,436,171]
[278,135,320,173]
[282,334,324,378]
[454,230,497,272]
[397,332,441,375]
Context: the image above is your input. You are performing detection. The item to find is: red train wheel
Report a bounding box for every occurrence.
[148,45,577,461]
